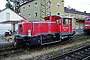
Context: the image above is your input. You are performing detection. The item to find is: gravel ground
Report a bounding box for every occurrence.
[73,29,84,35]
[30,43,90,60]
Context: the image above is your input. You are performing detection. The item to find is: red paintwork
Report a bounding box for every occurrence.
[84,16,90,28]
[18,16,72,36]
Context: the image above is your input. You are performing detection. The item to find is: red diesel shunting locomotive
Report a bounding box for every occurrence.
[14,15,75,46]
[84,16,90,35]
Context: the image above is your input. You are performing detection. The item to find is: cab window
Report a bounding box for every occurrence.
[86,18,90,21]
[55,17,61,24]
[45,18,50,21]
[69,20,71,26]
[63,18,68,25]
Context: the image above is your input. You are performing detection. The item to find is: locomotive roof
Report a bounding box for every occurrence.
[56,15,73,19]
[44,15,73,20]
[45,15,73,19]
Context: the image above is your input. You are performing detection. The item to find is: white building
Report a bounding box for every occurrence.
[0,8,25,34]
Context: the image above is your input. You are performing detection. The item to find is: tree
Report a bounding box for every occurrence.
[15,1,20,13]
[5,1,13,9]
[5,1,20,13]
[15,5,20,13]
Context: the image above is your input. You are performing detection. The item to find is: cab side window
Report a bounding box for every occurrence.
[63,19,68,25]
[55,17,61,24]
[86,18,90,21]
[69,20,71,26]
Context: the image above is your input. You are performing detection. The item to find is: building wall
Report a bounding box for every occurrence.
[20,0,41,21]
[20,0,64,21]
[0,24,11,34]
[79,21,84,29]
[64,12,88,29]
[51,0,64,15]
[0,8,24,34]
[0,8,24,22]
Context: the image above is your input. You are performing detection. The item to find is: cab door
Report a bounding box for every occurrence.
[62,18,72,35]
[62,18,69,32]
[69,18,72,33]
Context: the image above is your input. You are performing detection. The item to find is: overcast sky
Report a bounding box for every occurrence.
[0,0,7,10]
[0,0,90,13]
[64,0,90,13]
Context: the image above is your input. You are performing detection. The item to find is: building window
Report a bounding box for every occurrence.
[23,15,25,17]
[23,7,25,9]
[71,15,73,17]
[35,2,38,7]
[65,15,67,16]
[48,11,51,16]
[58,13,60,15]
[28,5,31,10]
[29,14,31,17]
[48,1,51,6]
[62,0,64,2]
[6,13,10,20]
[29,5,30,7]
[57,3,60,8]
[67,14,69,16]
[35,12,37,17]
[76,19,79,22]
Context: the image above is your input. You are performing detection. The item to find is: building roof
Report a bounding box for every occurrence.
[0,8,26,24]
[64,7,90,16]
[0,8,26,19]
[0,21,19,24]
[20,0,35,7]
[56,15,73,19]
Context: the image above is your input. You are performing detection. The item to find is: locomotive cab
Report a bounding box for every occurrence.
[60,16,73,39]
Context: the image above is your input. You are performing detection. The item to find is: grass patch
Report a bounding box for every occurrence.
[0,45,13,50]
[85,41,90,43]
[73,34,86,38]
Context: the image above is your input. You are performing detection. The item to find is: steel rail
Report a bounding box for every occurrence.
[0,47,24,56]
[47,43,90,60]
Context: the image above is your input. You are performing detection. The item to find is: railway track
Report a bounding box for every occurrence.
[0,47,24,56]
[47,43,90,60]
[0,35,90,58]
